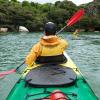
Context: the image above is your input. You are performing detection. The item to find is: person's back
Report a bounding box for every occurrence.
[25,22,68,67]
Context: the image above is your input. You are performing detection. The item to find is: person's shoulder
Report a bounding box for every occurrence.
[59,38,68,48]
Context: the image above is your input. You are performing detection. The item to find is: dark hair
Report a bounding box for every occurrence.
[45,22,57,36]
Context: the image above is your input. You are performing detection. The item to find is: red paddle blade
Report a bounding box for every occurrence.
[67,9,85,26]
[0,69,16,78]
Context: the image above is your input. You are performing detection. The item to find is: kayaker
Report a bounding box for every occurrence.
[73,29,81,39]
[25,22,68,67]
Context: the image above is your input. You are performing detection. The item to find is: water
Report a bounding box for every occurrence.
[0,32,100,100]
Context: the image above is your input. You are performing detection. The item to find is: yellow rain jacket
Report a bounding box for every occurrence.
[25,35,68,66]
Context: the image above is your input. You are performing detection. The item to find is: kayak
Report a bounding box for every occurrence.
[7,53,98,100]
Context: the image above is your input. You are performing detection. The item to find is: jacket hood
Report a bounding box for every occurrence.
[40,35,60,46]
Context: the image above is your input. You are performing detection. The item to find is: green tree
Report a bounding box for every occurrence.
[0,0,99,32]
[22,1,31,7]
[11,0,17,2]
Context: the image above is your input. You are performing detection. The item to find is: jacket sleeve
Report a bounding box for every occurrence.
[25,43,42,66]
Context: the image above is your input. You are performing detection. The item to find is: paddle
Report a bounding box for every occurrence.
[0,61,25,78]
[57,9,85,34]
[0,9,85,78]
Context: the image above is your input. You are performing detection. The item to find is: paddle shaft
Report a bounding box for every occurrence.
[16,61,25,71]
[56,26,67,34]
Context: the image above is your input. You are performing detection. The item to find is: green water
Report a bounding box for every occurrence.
[0,32,100,100]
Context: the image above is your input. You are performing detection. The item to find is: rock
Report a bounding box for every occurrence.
[19,26,29,32]
[94,31,99,32]
[0,28,8,32]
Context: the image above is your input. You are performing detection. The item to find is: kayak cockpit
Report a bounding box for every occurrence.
[25,64,77,87]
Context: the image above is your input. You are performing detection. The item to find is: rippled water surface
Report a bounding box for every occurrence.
[0,32,100,100]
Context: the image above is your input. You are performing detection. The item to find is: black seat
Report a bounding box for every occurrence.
[25,64,77,87]
[36,54,67,64]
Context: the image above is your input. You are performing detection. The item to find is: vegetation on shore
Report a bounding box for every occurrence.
[0,0,100,32]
